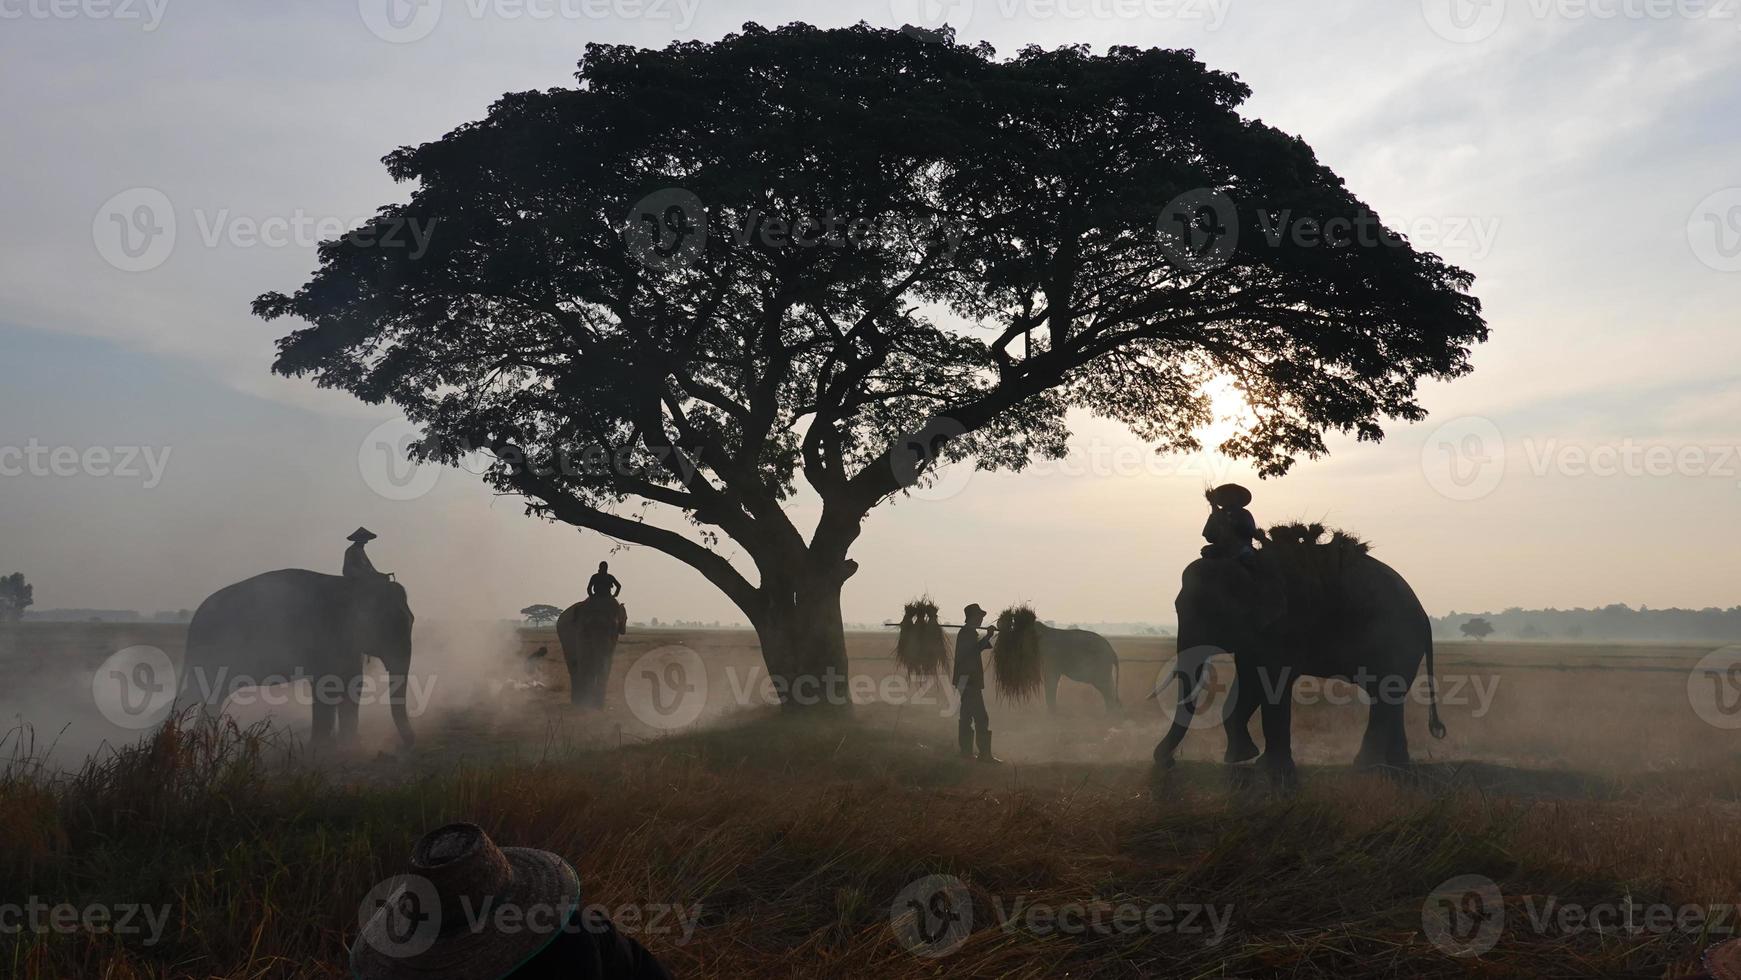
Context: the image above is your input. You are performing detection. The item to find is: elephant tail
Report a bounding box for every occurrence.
[1424,619,1447,740]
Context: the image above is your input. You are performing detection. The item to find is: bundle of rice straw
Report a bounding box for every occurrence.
[893,597,949,677]
[992,605,1044,702]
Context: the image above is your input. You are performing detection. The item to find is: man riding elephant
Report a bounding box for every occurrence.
[342,527,394,582]
[1201,484,1259,562]
[586,561,626,635]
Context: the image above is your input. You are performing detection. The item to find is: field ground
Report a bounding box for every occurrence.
[3,624,1740,977]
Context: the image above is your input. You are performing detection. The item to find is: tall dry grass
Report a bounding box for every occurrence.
[1,696,1732,979]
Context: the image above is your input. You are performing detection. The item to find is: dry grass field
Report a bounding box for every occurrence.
[3,622,1740,977]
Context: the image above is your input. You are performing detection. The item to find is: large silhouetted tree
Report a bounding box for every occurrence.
[255,23,1486,705]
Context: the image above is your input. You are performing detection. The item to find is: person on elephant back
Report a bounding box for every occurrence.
[343,527,394,582]
[586,561,627,635]
[1201,484,1259,563]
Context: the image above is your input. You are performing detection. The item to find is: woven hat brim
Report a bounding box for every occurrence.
[351,850,582,980]
[1706,939,1741,980]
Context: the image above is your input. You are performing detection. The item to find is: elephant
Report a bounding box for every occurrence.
[997,615,1122,713]
[180,569,415,747]
[557,595,622,708]
[1153,525,1445,785]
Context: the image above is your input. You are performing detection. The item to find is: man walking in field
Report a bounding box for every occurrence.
[953,603,1002,764]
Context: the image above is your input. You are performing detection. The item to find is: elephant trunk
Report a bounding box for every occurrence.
[1152,642,1217,767]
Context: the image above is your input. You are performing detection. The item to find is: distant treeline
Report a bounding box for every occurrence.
[22,608,192,623]
[1433,605,1741,644]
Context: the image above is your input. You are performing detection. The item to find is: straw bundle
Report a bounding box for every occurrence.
[992,605,1044,702]
[893,597,949,677]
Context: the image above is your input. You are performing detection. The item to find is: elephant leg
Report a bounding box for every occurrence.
[1224,664,1262,764]
[589,655,610,708]
[1354,680,1389,769]
[1257,667,1297,787]
[1097,670,1121,714]
[310,699,336,745]
[1381,696,1412,769]
[337,674,361,742]
[1044,669,1061,713]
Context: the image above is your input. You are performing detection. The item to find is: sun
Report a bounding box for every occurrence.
[1193,376,1256,452]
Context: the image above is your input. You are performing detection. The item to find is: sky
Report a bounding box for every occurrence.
[2,0,1740,627]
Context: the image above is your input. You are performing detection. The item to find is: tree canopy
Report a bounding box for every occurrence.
[0,573,34,623]
[255,23,1486,690]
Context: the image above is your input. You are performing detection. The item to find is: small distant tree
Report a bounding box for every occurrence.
[1460,617,1494,641]
[0,573,33,623]
[521,603,563,626]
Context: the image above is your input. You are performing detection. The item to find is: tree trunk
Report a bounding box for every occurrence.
[750,573,852,712]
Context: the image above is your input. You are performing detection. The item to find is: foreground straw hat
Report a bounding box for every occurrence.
[1706,939,1741,980]
[348,527,380,543]
[352,823,581,980]
[1208,483,1252,508]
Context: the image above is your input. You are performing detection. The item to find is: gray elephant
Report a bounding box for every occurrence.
[998,615,1122,713]
[180,569,415,747]
[557,595,622,708]
[1153,525,1445,784]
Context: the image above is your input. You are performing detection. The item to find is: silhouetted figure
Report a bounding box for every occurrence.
[586,561,621,598]
[952,603,1001,764]
[343,527,393,581]
[352,822,670,980]
[1201,484,1258,561]
[586,561,626,635]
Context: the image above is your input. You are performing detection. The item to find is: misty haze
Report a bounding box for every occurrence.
[4,4,1741,979]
